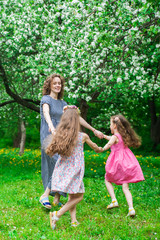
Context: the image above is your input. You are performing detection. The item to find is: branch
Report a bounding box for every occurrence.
[139,17,159,30]
[0,99,40,107]
[76,9,97,28]
[0,60,40,113]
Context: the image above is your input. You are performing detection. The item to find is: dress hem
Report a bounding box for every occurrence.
[51,188,85,194]
[105,178,145,185]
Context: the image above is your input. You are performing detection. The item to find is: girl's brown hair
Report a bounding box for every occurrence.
[112,115,141,148]
[46,108,80,157]
[42,73,65,99]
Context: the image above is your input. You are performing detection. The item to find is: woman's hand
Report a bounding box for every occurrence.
[49,127,56,135]
[93,130,104,139]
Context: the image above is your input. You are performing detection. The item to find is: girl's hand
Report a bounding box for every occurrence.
[95,147,103,153]
[104,135,108,140]
[93,130,104,139]
[104,135,112,140]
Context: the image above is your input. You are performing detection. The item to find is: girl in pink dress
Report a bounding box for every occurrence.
[103,115,144,217]
[45,105,103,230]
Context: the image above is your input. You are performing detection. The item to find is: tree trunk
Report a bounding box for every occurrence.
[13,124,21,148]
[19,121,26,156]
[80,99,89,132]
[149,96,160,147]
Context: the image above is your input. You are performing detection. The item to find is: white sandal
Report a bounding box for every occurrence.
[107,200,119,209]
[49,211,59,230]
[71,221,80,227]
[127,208,135,217]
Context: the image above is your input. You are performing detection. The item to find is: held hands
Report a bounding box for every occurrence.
[93,129,105,152]
[93,129,104,139]
[95,147,104,153]
[92,129,106,152]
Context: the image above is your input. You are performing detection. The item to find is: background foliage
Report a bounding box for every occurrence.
[0,0,160,152]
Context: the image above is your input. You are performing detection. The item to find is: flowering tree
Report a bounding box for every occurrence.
[0,0,160,145]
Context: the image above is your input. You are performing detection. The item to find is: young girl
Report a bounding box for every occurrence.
[45,105,103,230]
[103,115,144,217]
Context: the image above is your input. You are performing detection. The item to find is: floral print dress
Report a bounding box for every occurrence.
[51,132,85,194]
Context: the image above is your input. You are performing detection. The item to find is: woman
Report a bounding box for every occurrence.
[39,73,103,209]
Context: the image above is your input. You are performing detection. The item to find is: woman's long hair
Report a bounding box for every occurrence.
[112,115,141,148]
[42,73,65,99]
[46,108,80,157]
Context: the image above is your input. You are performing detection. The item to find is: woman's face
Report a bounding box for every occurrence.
[50,77,62,94]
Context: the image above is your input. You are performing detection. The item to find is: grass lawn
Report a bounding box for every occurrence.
[0,148,160,240]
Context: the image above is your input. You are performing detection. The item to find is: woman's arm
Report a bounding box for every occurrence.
[42,104,55,134]
[103,135,117,151]
[79,116,104,139]
[83,133,103,153]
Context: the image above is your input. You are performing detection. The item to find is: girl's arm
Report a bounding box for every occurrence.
[42,104,56,134]
[104,134,112,141]
[103,135,117,151]
[79,116,104,139]
[83,133,103,153]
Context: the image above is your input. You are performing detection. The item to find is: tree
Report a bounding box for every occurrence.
[0,0,160,146]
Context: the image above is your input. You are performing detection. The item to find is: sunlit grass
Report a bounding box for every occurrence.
[0,148,160,240]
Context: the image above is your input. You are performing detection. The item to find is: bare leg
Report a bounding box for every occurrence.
[105,180,116,199]
[40,188,61,204]
[53,193,61,205]
[40,187,51,198]
[51,193,83,226]
[68,195,77,223]
[122,183,133,208]
[57,193,83,218]
[105,180,119,209]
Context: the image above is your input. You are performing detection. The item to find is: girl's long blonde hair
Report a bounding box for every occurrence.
[46,108,80,157]
[112,115,141,148]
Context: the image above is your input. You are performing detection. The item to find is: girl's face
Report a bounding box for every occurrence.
[50,77,62,94]
[110,119,116,134]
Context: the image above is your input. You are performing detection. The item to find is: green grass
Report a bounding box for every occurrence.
[0,148,160,240]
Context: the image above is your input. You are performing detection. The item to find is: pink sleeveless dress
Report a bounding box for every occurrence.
[105,133,144,185]
[51,132,85,194]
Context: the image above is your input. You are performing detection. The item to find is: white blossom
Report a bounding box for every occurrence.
[117,77,122,83]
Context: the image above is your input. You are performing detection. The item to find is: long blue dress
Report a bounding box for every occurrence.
[40,95,67,196]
